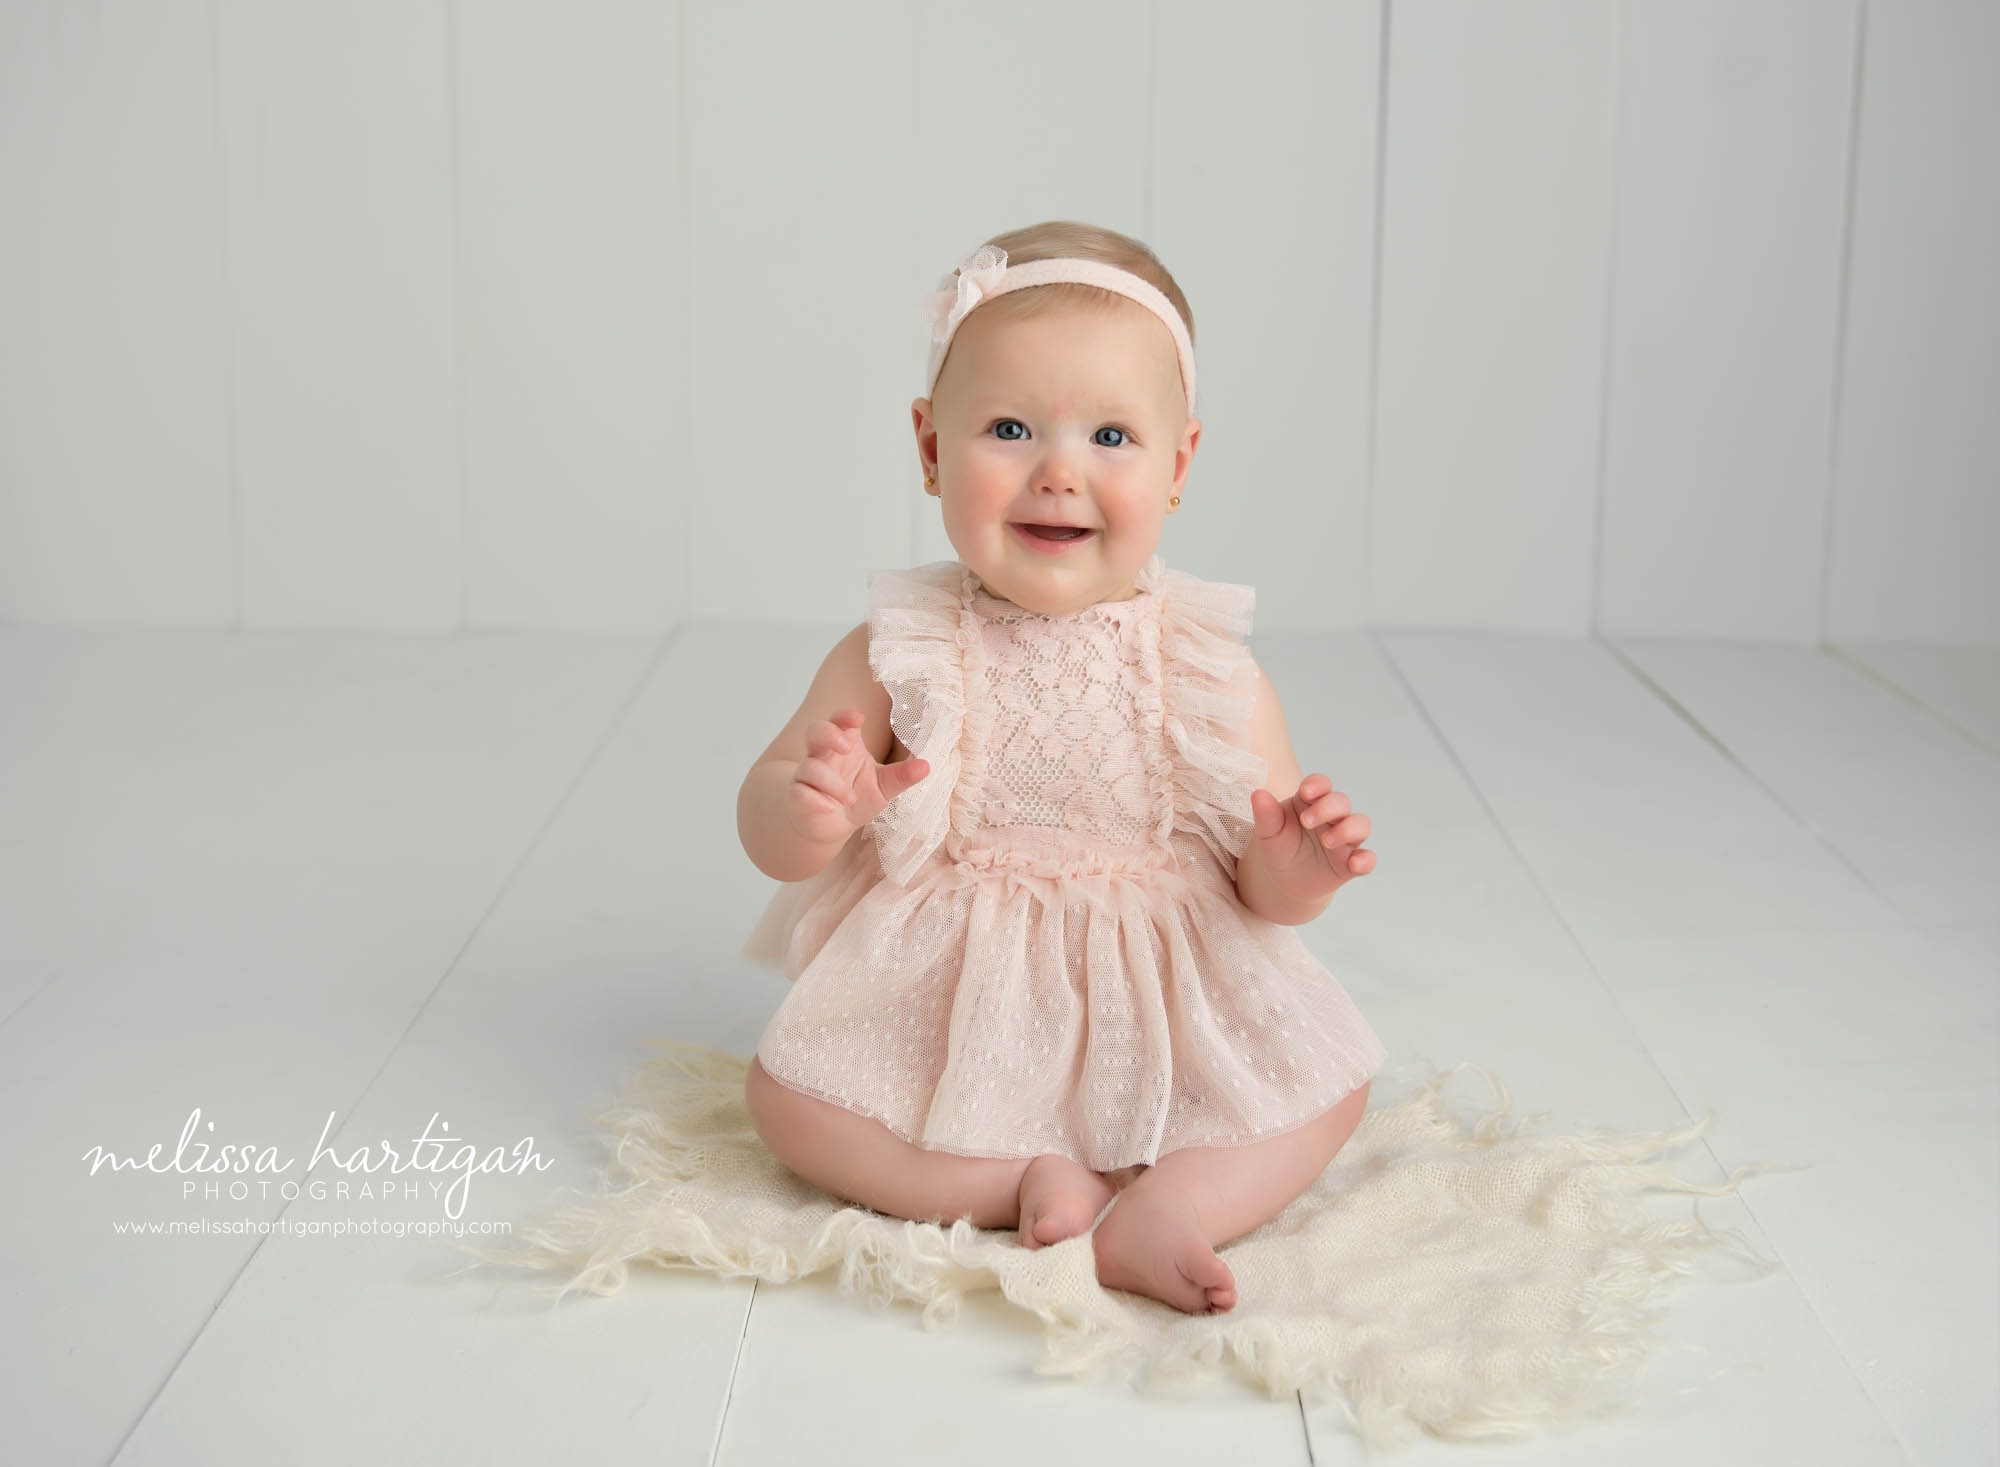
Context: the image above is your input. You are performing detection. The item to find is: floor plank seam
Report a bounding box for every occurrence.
[1597,634,1897,912]
[1368,627,1923,1460]
[1821,642,1999,758]
[1364,630,1735,1166]
[0,966,67,1034]
[707,1280,758,1467]
[103,627,684,1466]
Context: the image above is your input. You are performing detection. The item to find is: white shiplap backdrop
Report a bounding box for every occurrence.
[0,0,1993,639]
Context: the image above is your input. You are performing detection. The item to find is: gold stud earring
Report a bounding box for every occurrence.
[1169,496,1180,509]
[925,474,936,488]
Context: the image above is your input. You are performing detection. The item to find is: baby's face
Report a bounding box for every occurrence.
[914,300,1200,615]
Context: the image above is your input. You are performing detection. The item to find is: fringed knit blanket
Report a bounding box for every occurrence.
[454,1040,1794,1453]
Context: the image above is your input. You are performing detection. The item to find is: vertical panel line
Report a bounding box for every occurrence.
[1589,0,1626,639]
[446,0,468,630]
[1144,0,1158,245]
[1592,1,1624,643]
[208,0,244,629]
[677,0,694,620]
[1362,0,1392,626]
[1818,0,1868,648]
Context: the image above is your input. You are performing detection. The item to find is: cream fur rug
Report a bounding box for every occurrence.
[456,1040,1794,1452]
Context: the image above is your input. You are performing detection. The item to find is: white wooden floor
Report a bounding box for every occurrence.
[3,620,1994,1467]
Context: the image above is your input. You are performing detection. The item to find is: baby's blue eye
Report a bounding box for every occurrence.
[989,419,1133,448]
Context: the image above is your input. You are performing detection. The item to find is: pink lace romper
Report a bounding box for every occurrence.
[741,553,1388,1172]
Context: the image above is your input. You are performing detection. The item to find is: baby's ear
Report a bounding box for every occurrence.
[1175,415,1202,476]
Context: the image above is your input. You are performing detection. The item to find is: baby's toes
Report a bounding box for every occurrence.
[1178,1241,1237,1313]
[1094,1194,1236,1315]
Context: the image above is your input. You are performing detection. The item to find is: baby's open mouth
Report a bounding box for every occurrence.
[1016,524,1095,542]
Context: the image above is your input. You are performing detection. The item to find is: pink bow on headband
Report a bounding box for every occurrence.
[922,244,1008,347]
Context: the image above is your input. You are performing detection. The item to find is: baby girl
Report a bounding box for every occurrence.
[735,220,1388,1315]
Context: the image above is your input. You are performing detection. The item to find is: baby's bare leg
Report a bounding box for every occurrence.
[745,1056,1033,1228]
[1094,1080,1372,1314]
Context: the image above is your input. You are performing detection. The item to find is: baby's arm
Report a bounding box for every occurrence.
[1236,658,1377,923]
[737,622,896,882]
[1242,657,1305,806]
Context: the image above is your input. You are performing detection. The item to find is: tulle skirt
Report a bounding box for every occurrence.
[748,832,1387,1172]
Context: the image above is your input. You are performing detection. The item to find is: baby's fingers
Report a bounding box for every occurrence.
[1297,788,1352,831]
[1309,812,1370,848]
[878,756,930,801]
[803,710,865,757]
[1248,786,1292,838]
[792,755,856,809]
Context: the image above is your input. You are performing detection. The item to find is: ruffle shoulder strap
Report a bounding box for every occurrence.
[864,559,970,885]
[1154,564,1268,879]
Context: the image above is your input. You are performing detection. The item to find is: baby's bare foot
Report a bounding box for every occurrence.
[1016,1154,1117,1250]
[1091,1185,1237,1314]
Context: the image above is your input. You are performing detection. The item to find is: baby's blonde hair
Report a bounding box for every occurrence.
[952,219,1197,358]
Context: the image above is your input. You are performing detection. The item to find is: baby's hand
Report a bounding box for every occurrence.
[1247,774,1376,897]
[787,708,931,846]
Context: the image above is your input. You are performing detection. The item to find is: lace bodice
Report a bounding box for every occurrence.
[966,590,1158,848]
[865,554,1267,893]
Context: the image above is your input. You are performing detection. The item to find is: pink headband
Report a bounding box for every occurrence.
[921,244,1198,415]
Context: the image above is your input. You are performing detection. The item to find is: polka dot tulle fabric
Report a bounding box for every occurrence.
[742,554,1387,1172]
